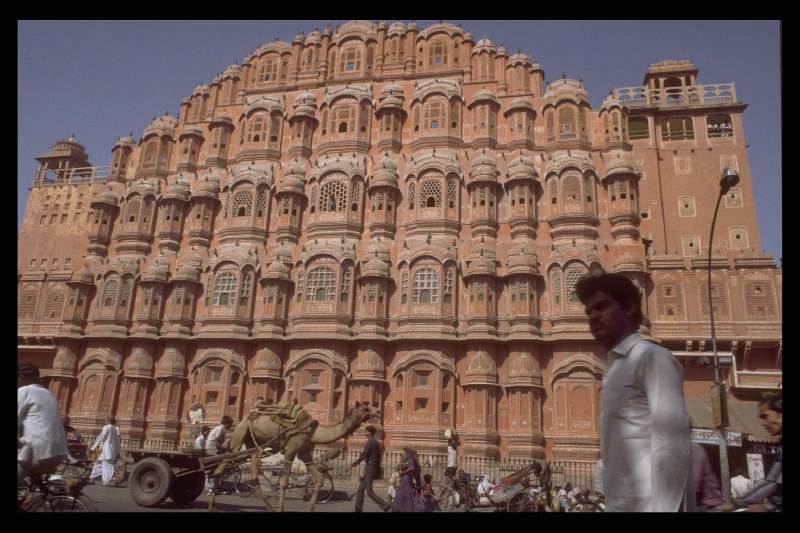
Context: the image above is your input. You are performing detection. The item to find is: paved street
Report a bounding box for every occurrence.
[82,481,394,513]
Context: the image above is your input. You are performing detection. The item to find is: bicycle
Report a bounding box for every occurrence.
[19,467,98,512]
[256,461,335,503]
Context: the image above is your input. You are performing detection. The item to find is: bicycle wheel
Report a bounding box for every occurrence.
[23,494,51,512]
[231,465,254,497]
[49,494,98,512]
[314,474,334,504]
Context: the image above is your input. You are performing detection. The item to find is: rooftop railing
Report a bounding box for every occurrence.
[612,83,737,109]
[34,165,112,187]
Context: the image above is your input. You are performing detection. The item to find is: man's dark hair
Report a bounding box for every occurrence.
[575,272,643,327]
[365,425,376,435]
[221,415,234,426]
[201,425,210,433]
[760,392,782,413]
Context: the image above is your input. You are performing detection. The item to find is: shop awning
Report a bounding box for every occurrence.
[686,397,780,444]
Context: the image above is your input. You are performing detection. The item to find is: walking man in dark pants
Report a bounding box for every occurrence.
[351,426,391,512]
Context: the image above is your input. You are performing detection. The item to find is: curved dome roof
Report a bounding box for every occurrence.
[469,152,498,184]
[279,174,305,195]
[507,153,537,180]
[509,352,541,385]
[143,114,178,138]
[611,252,646,273]
[464,350,498,383]
[361,257,390,278]
[544,78,590,107]
[370,155,400,189]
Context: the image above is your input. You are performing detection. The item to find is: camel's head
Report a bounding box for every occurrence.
[349,401,381,425]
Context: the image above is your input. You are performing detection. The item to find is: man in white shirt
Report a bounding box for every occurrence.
[90,415,121,486]
[205,416,234,493]
[576,273,690,512]
[730,469,754,499]
[18,364,68,485]
[477,474,494,505]
[195,425,210,450]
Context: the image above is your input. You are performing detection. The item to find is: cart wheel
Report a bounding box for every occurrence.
[129,458,173,507]
[170,472,205,506]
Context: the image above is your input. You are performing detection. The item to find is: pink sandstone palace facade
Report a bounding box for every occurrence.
[18,21,781,463]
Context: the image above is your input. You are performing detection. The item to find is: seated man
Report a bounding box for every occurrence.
[18,364,68,486]
[477,474,494,505]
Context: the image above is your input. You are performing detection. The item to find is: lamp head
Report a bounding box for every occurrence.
[720,168,740,195]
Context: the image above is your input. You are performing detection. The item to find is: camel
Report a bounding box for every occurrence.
[207,401,379,512]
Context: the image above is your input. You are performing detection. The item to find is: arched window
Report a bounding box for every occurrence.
[255,190,268,219]
[707,114,733,139]
[246,114,268,143]
[447,179,458,209]
[213,272,237,305]
[444,268,454,304]
[420,179,443,208]
[340,269,351,302]
[424,99,446,130]
[333,104,355,134]
[309,185,318,213]
[565,268,585,308]
[143,140,158,166]
[239,273,252,306]
[401,271,409,304]
[233,190,253,218]
[660,116,694,141]
[558,107,576,139]
[350,181,362,211]
[319,179,347,212]
[413,268,438,304]
[430,40,448,65]
[407,182,416,210]
[260,58,277,81]
[306,267,336,301]
[126,198,141,224]
[546,111,555,143]
[103,279,118,307]
[269,114,282,144]
[551,270,562,306]
[340,47,361,73]
[119,278,132,309]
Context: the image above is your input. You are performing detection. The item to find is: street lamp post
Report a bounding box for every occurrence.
[707,167,740,505]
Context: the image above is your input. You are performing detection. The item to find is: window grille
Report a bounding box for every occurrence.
[255,190,268,218]
[424,100,446,130]
[559,108,576,139]
[744,281,777,318]
[700,282,730,319]
[320,179,347,212]
[565,269,584,307]
[368,283,377,303]
[213,272,237,305]
[103,279,118,307]
[371,191,385,211]
[20,291,38,318]
[239,274,252,306]
[296,272,304,302]
[656,283,683,317]
[551,270,562,305]
[306,267,336,301]
[429,40,448,65]
[119,279,131,308]
[420,179,443,208]
[350,181,361,211]
[413,268,438,304]
[233,190,253,218]
[266,285,276,304]
[172,286,183,306]
[309,185,318,213]
[280,197,291,215]
[247,114,267,143]
[401,271,409,304]
[447,179,457,208]
[444,268,454,304]
[407,182,416,210]
[340,269,351,302]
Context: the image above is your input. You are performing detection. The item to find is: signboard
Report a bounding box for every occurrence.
[690,428,742,447]
[746,453,765,482]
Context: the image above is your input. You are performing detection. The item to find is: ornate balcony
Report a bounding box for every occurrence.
[612,83,737,109]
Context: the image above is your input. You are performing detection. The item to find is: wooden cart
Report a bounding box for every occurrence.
[127,448,209,507]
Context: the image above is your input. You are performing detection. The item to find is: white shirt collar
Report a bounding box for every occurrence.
[607,332,642,359]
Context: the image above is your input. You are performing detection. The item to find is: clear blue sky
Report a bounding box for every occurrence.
[18,20,781,260]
